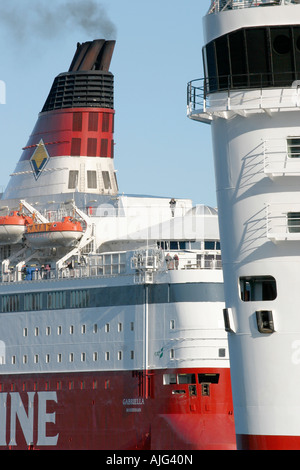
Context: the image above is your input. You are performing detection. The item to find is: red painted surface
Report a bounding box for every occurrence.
[0,367,236,450]
[26,217,83,235]
[20,108,115,161]
[0,212,33,226]
[237,434,300,450]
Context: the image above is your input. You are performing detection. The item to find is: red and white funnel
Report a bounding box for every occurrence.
[3,40,118,201]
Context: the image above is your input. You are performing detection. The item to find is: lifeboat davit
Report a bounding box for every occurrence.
[0,211,34,245]
[25,216,83,247]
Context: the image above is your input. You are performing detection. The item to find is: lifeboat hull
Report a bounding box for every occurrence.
[0,211,33,245]
[0,225,25,245]
[25,230,82,247]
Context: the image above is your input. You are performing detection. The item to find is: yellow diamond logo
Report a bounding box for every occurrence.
[30,139,50,179]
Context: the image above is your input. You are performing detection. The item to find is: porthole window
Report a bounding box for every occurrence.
[273,35,291,54]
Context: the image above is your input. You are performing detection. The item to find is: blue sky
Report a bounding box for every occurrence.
[0,0,216,207]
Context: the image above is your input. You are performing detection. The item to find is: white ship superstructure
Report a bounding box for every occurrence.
[188,0,300,450]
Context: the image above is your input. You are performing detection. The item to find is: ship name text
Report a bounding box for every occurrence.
[0,391,58,447]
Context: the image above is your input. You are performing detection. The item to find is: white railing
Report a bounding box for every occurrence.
[208,0,294,14]
[264,139,300,176]
[187,78,300,120]
[0,250,222,284]
[266,204,300,240]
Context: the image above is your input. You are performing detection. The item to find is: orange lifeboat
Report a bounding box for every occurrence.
[0,211,33,244]
[25,216,83,247]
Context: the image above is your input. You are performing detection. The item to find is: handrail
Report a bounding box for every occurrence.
[187,73,300,112]
[207,0,294,15]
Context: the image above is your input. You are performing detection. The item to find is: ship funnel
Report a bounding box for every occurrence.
[69,40,115,72]
[3,39,118,202]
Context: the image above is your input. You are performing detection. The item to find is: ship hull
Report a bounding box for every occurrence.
[237,435,300,451]
[0,367,235,450]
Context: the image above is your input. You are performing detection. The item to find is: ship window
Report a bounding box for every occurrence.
[70,325,74,335]
[287,138,300,158]
[81,353,86,362]
[105,323,110,333]
[57,326,62,335]
[102,171,111,189]
[34,355,39,364]
[198,374,220,384]
[219,348,226,357]
[170,319,175,330]
[240,276,277,301]
[70,290,89,308]
[81,324,86,334]
[93,352,98,361]
[46,326,51,336]
[170,349,175,359]
[2,294,20,312]
[178,374,196,384]
[131,351,134,360]
[87,170,97,188]
[273,34,292,55]
[288,212,300,232]
[93,324,98,333]
[118,322,122,332]
[12,356,16,365]
[105,352,110,361]
[57,354,62,363]
[118,351,122,360]
[163,374,177,385]
[68,170,79,189]
[23,328,28,337]
[130,322,134,331]
[69,353,74,363]
[46,354,50,363]
[24,293,42,311]
[204,241,221,250]
[23,355,27,364]
[47,291,66,310]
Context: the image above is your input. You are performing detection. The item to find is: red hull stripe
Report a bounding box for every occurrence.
[237,434,300,450]
[0,368,236,450]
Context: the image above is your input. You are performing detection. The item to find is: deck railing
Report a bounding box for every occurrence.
[207,0,294,14]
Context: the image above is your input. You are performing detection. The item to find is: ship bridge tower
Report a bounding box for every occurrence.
[188,0,300,450]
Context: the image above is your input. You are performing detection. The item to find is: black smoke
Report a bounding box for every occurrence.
[0,0,117,41]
